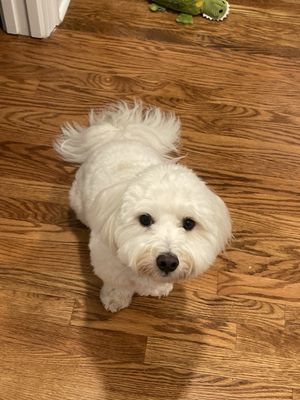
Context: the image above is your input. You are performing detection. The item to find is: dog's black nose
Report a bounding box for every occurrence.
[156,253,179,274]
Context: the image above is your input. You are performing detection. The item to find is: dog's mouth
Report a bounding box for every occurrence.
[137,262,172,280]
[136,262,190,283]
[158,269,191,283]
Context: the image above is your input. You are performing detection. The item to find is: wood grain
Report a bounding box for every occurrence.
[0,238,97,299]
[0,177,70,205]
[145,337,300,387]
[294,390,300,400]
[71,296,237,350]
[0,195,82,228]
[218,272,300,304]
[0,0,299,398]
[236,323,300,359]
[0,289,74,326]
[1,321,146,400]
[285,306,300,325]
[157,285,286,328]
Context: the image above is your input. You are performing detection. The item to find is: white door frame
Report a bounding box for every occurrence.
[0,0,71,38]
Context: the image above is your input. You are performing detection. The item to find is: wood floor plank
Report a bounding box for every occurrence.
[285,306,300,325]
[0,177,70,205]
[0,75,39,96]
[0,196,82,228]
[294,389,300,400]
[82,365,293,400]
[169,268,218,298]
[0,237,96,298]
[0,289,74,326]
[71,296,237,350]
[236,323,300,359]
[132,285,286,328]
[60,0,300,72]
[0,141,73,185]
[145,337,300,388]
[1,359,292,400]
[0,217,88,243]
[2,70,299,136]
[1,320,146,362]
[218,235,300,282]
[1,287,147,400]
[184,139,300,182]
[1,29,299,89]
[2,90,299,152]
[233,0,300,17]
[1,323,146,400]
[2,60,299,146]
[217,272,300,304]
[61,0,300,45]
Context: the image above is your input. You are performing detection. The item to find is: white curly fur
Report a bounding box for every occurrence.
[55,101,231,312]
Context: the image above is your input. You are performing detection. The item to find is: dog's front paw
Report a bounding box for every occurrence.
[100,285,133,313]
[151,283,174,298]
[137,283,173,298]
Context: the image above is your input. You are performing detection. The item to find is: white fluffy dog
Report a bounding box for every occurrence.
[55,101,231,312]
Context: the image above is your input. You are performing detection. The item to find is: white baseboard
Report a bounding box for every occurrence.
[58,0,70,21]
[0,0,71,38]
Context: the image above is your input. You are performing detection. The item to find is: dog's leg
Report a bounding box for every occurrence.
[89,233,135,312]
[100,283,134,312]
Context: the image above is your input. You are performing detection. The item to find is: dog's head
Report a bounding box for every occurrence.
[109,164,231,283]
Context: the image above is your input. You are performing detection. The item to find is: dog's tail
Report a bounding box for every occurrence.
[54,101,181,164]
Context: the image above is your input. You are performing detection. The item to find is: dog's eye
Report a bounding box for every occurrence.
[182,217,196,231]
[139,214,154,227]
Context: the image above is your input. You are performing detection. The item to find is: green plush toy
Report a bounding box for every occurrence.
[149,0,230,24]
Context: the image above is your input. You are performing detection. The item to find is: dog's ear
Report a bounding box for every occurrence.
[100,212,119,251]
[90,208,120,252]
[195,193,232,253]
[89,181,130,251]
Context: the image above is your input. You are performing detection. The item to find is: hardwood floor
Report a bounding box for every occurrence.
[0,1,299,399]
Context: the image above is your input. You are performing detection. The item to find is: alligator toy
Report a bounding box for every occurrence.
[149,0,230,23]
